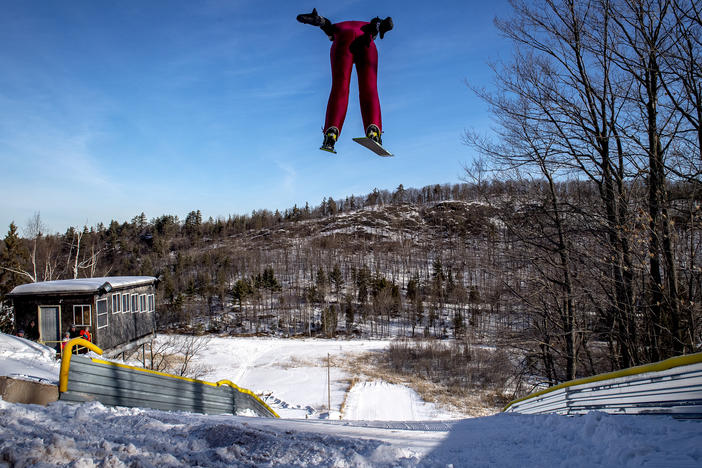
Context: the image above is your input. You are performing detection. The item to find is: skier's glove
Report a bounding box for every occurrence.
[379,17,393,39]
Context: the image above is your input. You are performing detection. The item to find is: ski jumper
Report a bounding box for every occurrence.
[325,21,381,135]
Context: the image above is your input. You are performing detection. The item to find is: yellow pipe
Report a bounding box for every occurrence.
[59,338,103,393]
[502,352,702,412]
[216,379,242,390]
[217,379,280,418]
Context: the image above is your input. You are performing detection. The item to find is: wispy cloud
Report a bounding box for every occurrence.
[275,161,298,193]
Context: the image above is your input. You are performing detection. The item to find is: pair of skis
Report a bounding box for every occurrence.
[321,136,393,157]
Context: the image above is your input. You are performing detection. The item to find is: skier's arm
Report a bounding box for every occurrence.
[296,8,335,40]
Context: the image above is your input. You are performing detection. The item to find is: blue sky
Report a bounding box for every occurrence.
[1,0,512,234]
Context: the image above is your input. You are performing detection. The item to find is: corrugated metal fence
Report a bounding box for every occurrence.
[59,338,278,418]
[503,353,702,417]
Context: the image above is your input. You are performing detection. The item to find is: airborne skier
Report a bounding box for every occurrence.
[297,8,393,156]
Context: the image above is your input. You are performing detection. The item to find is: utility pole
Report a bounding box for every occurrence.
[327,353,331,413]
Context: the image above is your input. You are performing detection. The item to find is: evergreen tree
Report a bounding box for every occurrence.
[232,278,252,314]
[315,266,327,301]
[343,294,355,332]
[329,264,343,300]
[327,197,338,215]
[322,305,338,337]
[0,223,30,333]
[431,258,445,307]
[392,184,406,204]
[0,222,30,294]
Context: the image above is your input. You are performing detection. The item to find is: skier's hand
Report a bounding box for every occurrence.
[297,8,323,26]
[379,17,393,39]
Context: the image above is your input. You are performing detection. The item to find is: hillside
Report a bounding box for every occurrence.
[2,179,701,398]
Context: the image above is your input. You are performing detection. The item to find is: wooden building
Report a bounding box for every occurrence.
[9,276,158,351]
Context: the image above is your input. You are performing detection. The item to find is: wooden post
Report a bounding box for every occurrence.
[327,353,331,413]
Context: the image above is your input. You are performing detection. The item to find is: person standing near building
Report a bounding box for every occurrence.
[26,320,39,340]
[61,331,71,352]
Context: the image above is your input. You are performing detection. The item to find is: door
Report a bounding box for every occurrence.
[38,306,60,349]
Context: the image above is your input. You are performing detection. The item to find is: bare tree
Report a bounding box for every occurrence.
[608,0,688,357]
[147,334,211,378]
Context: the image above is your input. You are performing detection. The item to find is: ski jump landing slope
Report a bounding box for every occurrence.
[1,334,702,466]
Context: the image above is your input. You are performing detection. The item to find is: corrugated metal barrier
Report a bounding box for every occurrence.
[503,353,702,417]
[58,338,278,418]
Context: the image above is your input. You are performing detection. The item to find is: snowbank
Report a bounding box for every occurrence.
[1,333,701,466]
[1,399,700,467]
[0,333,59,384]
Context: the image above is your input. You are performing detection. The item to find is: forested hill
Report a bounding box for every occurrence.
[1,179,701,386]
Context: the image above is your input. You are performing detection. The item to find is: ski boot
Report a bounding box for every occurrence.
[297,9,335,39]
[379,17,393,39]
[320,127,339,154]
[366,124,382,146]
[365,17,393,39]
[296,8,323,26]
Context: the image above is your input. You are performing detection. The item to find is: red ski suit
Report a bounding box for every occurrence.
[324,21,382,135]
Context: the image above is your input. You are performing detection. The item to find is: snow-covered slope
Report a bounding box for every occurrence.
[191,337,455,420]
[2,399,701,467]
[343,381,448,421]
[1,333,701,466]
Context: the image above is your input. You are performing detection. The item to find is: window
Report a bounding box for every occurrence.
[148,294,155,312]
[111,294,121,314]
[139,294,146,313]
[97,299,108,329]
[73,305,91,327]
[122,293,130,313]
[132,294,138,313]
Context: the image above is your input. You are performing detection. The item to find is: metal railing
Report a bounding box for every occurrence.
[58,338,278,418]
[503,353,702,416]
[38,339,92,357]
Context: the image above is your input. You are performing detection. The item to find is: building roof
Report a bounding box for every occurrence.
[9,276,158,296]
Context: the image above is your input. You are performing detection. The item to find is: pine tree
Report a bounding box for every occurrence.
[0,222,30,294]
[0,223,30,333]
[329,264,343,300]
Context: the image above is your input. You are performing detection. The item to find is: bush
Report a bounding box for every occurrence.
[382,338,514,396]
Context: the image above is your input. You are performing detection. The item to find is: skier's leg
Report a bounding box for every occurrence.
[324,38,354,134]
[355,41,382,136]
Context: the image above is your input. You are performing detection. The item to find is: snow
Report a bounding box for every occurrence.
[9,276,156,295]
[1,333,702,466]
[190,337,458,420]
[0,333,59,384]
[192,337,438,420]
[1,400,701,467]
[343,381,449,421]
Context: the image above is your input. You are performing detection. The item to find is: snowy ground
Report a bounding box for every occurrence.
[1,333,702,466]
[191,337,454,420]
[0,333,59,384]
[2,399,701,467]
